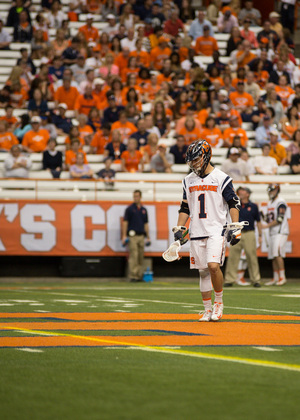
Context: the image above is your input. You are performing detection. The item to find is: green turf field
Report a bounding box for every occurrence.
[0,280,299,420]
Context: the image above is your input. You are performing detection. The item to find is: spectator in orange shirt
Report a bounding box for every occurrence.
[90,123,111,155]
[179,117,202,145]
[194,25,219,56]
[22,116,50,153]
[65,139,88,169]
[174,90,192,119]
[65,125,85,148]
[121,56,140,83]
[0,105,18,131]
[74,84,99,117]
[77,113,94,145]
[129,39,150,68]
[114,47,131,74]
[121,138,144,173]
[275,74,295,110]
[201,116,223,148]
[269,129,287,165]
[236,40,256,68]
[229,81,255,120]
[223,115,248,147]
[78,14,99,43]
[176,106,202,132]
[54,76,79,110]
[150,36,172,70]
[111,111,137,143]
[0,120,19,151]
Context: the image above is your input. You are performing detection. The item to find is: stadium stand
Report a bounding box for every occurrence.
[0,0,299,202]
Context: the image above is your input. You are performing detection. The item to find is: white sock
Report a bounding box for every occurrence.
[214,290,223,304]
[279,269,286,280]
[203,298,212,312]
[238,270,245,281]
[273,271,279,282]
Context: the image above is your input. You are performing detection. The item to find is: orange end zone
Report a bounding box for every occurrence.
[0,313,300,348]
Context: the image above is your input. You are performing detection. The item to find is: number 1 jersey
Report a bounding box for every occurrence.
[183,168,237,239]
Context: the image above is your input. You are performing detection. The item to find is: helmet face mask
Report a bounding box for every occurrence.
[267,183,280,200]
[186,140,212,177]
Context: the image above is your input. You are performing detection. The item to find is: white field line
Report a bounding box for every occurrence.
[2,289,300,315]
[252,347,282,352]
[16,348,43,353]
[11,286,300,292]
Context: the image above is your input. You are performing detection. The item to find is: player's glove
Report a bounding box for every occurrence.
[172,226,188,245]
[227,228,242,246]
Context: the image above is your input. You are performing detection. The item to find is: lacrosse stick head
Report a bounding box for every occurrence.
[162,240,181,262]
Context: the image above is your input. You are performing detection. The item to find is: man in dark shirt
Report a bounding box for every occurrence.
[122,190,150,282]
[96,157,115,189]
[102,94,124,125]
[62,37,81,66]
[290,153,300,174]
[224,186,262,287]
[170,135,188,164]
[51,103,72,134]
[131,118,150,148]
[206,51,226,75]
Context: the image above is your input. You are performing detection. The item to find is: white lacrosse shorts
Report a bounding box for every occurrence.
[268,234,288,259]
[189,235,227,270]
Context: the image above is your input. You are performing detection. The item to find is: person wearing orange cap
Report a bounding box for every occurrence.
[150,36,172,70]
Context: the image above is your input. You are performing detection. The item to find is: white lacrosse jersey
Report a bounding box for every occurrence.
[183,168,236,239]
[266,195,289,236]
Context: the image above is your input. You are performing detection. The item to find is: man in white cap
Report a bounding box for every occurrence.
[269,11,283,36]
[104,14,119,39]
[22,116,50,153]
[78,13,99,43]
[221,147,250,181]
[52,103,72,134]
[269,129,287,166]
[70,55,89,84]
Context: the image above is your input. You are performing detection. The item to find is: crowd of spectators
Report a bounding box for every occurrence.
[0,0,300,181]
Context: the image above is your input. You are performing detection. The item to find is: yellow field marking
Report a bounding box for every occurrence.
[2,325,300,373]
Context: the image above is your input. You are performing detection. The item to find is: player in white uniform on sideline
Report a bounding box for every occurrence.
[173,140,242,321]
[262,184,289,286]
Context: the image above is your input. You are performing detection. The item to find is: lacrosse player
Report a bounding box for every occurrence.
[173,140,242,321]
[262,184,289,286]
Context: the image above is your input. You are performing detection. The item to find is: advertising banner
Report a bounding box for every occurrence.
[0,201,299,257]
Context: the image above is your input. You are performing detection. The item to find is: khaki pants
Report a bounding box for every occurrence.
[128,235,145,280]
[225,230,261,284]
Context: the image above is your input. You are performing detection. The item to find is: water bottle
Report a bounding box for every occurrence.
[143,267,153,282]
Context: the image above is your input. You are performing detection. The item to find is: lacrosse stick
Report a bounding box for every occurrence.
[162,228,189,262]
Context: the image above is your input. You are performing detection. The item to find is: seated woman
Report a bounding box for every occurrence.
[70,152,93,179]
[201,116,223,148]
[121,138,144,173]
[42,138,63,178]
[28,88,49,116]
